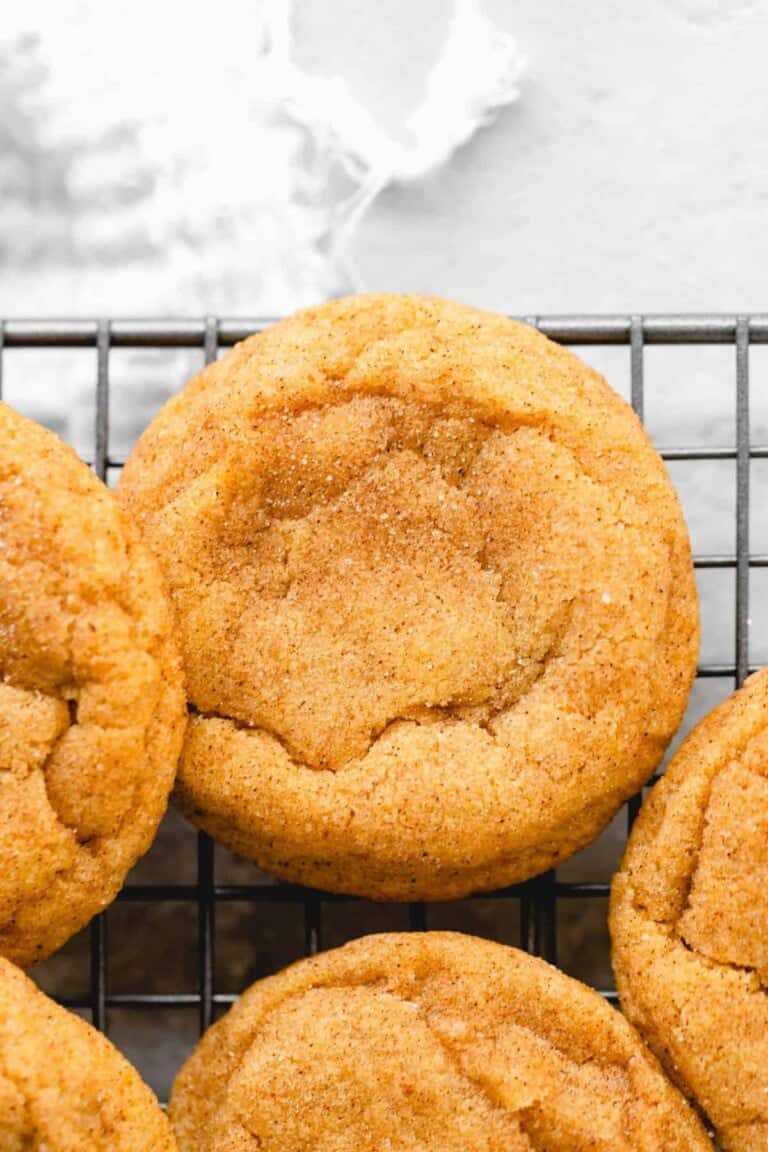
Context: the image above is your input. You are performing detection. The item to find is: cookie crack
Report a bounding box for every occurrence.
[0,676,88,848]
[627,716,768,991]
[258,400,498,523]
[222,978,635,1152]
[415,1014,620,1152]
[728,1114,768,1134]
[677,934,768,993]
[188,591,649,782]
[38,724,88,846]
[189,639,554,776]
[188,588,678,796]
[675,751,768,930]
[180,393,650,545]
[0,588,173,945]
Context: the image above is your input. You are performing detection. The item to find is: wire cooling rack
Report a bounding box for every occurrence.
[0,313,760,1098]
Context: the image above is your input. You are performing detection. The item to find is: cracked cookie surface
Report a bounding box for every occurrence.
[119,294,697,898]
[611,667,768,1152]
[0,957,176,1150]
[0,403,185,967]
[169,931,710,1151]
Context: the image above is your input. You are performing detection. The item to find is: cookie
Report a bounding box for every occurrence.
[119,294,697,898]
[0,403,185,967]
[170,931,710,1150]
[611,668,768,1152]
[0,956,176,1149]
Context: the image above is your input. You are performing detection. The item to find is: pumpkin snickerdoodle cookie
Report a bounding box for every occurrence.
[119,294,697,898]
[169,931,710,1151]
[0,957,176,1150]
[612,668,768,1152]
[0,403,185,967]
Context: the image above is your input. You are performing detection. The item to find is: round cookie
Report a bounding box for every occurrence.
[0,956,176,1150]
[611,668,768,1152]
[170,931,710,1151]
[0,403,185,967]
[119,294,698,899]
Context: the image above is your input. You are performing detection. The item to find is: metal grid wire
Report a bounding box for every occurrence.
[0,313,756,1062]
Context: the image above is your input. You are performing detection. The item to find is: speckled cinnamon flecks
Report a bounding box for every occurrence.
[0,957,176,1150]
[0,402,185,967]
[611,667,768,1152]
[170,931,710,1151]
[119,293,698,899]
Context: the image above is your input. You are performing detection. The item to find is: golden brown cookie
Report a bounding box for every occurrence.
[119,294,697,899]
[0,956,176,1150]
[611,668,768,1152]
[0,402,185,967]
[170,931,710,1151]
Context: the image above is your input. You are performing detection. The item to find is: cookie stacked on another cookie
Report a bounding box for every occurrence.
[170,931,710,1151]
[0,403,185,967]
[612,667,768,1152]
[119,293,698,899]
[0,956,176,1150]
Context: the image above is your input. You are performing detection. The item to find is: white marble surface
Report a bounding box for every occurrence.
[354,0,768,311]
[6,0,767,318]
